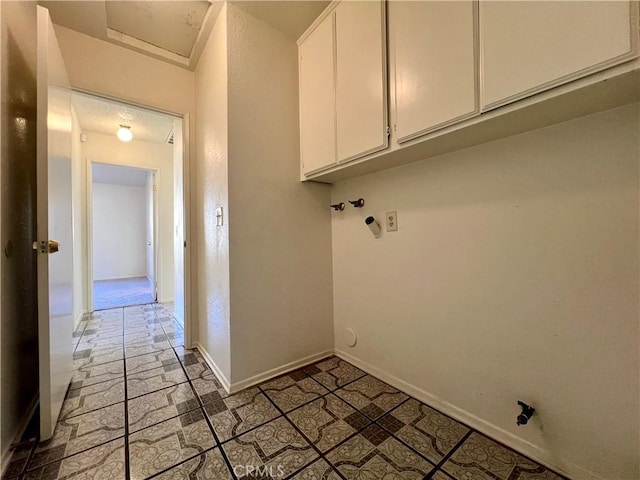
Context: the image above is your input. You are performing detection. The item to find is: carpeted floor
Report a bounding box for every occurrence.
[93,276,155,310]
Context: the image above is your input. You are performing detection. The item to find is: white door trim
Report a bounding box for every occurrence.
[86,160,93,311]
[181,113,192,347]
[87,163,159,309]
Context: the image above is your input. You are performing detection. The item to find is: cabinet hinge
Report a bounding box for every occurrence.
[386,126,391,138]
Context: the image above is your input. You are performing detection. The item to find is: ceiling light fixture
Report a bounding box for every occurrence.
[117,125,133,142]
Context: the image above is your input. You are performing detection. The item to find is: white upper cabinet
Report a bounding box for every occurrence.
[299,0,639,182]
[391,1,478,143]
[299,14,336,175]
[299,0,388,176]
[335,0,388,162]
[481,1,638,110]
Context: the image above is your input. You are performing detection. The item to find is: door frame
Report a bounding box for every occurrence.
[87,163,158,309]
[150,170,158,302]
[77,88,192,347]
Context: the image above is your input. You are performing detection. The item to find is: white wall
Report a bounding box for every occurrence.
[332,104,639,480]
[194,4,231,382]
[226,4,333,384]
[92,182,147,280]
[83,132,174,302]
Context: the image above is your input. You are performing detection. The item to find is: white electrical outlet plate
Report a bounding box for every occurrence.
[386,211,398,231]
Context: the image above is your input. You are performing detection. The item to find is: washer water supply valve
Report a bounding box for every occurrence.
[517,401,535,426]
[331,203,345,211]
[365,216,382,238]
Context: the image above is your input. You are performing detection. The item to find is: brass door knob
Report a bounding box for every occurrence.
[47,240,60,254]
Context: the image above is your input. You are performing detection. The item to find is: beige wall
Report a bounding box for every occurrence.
[332,103,640,480]
[194,4,232,383]
[53,25,194,119]
[82,132,174,303]
[193,4,333,387]
[51,9,639,480]
[226,3,333,384]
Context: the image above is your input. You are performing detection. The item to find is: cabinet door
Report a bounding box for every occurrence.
[391,1,478,143]
[335,0,387,163]
[300,14,336,175]
[481,1,637,110]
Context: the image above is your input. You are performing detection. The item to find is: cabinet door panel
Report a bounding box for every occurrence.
[392,1,478,143]
[481,1,636,110]
[300,14,336,175]
[335,0,387,163]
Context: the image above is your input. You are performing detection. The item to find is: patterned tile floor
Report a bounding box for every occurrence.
[3,303,569,480]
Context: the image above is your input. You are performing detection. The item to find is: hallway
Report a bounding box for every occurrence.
[3,304,566,480]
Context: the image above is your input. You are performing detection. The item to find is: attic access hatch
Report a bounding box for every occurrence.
[40,0,221,70]
[105,1,209,58]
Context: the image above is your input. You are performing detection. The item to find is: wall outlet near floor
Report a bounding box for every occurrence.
[386,211,398,232]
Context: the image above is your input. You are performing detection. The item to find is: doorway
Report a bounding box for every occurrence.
[91,163,157,309]
[71,91,188,325]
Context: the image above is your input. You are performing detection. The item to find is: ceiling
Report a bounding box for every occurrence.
[39,1,329,70]
[39,1,222,70]
[72,91,176,144]
[93,163,150,187]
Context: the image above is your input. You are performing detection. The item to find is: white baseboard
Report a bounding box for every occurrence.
[193,342,232,393]
[159,298,174,304]
[1,396,38,477]
[193,343,333,395]
[229,350,334,394]
[183,337,602,479]
[335,349,602,480]
[94,275,148,282]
